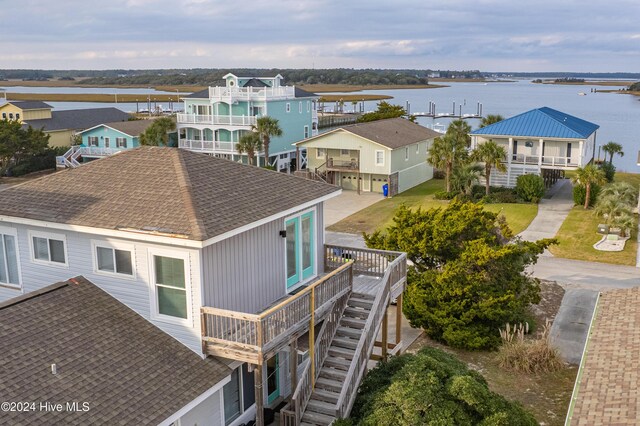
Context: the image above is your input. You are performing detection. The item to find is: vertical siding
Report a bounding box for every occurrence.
[0,223,203,354]
[178,390,223,426]
[397,163,432,193]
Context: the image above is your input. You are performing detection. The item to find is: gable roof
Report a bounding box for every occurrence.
[295,87,319,98]
[470,107,599,139]
[567,287,640,424]
[243,78,269,87]
[23,107,130,132]
[185,88,210,99]
[0,147,339,242]
[79,119,158,137]
[2,100,52,110]
[0,276,231,425]
[297,117,441,149]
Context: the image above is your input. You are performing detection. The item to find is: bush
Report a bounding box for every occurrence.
[496,321,564,374]
[515,174,545,203]
[347,347,538,425]
[434,190,457,200]
[599,162,616,182]
[6,147,63,177]
[487,191,518,203]
[573,184,600,207]
[432,169,446,179]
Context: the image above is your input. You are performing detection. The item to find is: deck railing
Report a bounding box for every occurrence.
[208,86,296,100]
[324,244,404,278]
[326,158,359,170]
[179,139,237,153]
[201,262,353,364]
[507,154,579,167]
[177,113,257,126]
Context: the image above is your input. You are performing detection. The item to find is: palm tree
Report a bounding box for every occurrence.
[471,140,507,195]
[571,164,607,209]
[252,116,282,167]
[479,114,504,128]
[598,182,638,207]
[594,196,636,237]
[427,134,469,192]
[139,117,176,146]
[452,163,483,196]
[601,141,624,165]
[445,119,471,147]
[236,132,263,166]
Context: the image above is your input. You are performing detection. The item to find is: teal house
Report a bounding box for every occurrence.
[177,73,319,172]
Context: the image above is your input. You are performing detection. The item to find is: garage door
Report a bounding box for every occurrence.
[371,175,387,193]
[341,174,358,191]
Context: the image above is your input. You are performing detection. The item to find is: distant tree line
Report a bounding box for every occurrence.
[629,82,640,91]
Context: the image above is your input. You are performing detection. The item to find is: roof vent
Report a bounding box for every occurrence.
[51,363,57,375]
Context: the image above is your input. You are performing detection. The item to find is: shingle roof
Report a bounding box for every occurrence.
[23,107,130,131]
[470,107,599,139]
[82,119,159,137]
[569,288,640,424]
[185,88,210,98]
[295,87,319,98]
[0,147,339,241]
[0,276,231,426]
[5,100,52,110]
[243,78,269,88]
[316,117,441,149]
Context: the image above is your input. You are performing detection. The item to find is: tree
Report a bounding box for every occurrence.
[471,140,507,195]
[252,116,282,167]
[0,119,49,176]
[139,117,176,146]
[236,132,263,166]
[427,134,468,192]
[451,163,482,196]
[601,141,624,165]
[357,101,416,123]
[598,182,638,207]
[445,119,471,148]
[479,114,504,128]
[365,201,553,349]
[571,165,607,209]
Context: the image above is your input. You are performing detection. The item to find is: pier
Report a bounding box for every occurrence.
[408,100,484,119]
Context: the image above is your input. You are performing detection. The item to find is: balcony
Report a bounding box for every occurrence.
[200,245,406,365]
[178,139,237,153]
[326,158,359,171]
[177,113,257,127]
[208,86,296,101]
[509,153,580,168]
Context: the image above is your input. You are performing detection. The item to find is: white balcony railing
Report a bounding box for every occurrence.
[178,139,237,153]
[177,114,257,126]
[508,154,579,168]
[208,86,296,101]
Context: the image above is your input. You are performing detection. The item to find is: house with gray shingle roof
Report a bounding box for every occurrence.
[0,146,409,425]
[294,117,442,196]
[469,107,599,187]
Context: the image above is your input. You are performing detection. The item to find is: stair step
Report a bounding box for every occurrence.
[344,306,370,320]
[341,317,366,329]
[320,366,348,381]
[324,355,352,371]
[301,409,336,425]
[315,376,342,392]
[332,336,359,350]
[311,388,341,404]
[328,346,355,360]
[336,326,363,340]
[353,292,376,300]
[348,297,374,309]
[307,399,337,416]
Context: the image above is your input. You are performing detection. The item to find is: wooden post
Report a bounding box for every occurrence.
[357,170,361,194]
[254,365,264,426]
[382,309,388,359]
[396,294,403,351]
[290,339,298,399]
[309,287,315,386]
[200,311,207,355]
[296,146,300,172]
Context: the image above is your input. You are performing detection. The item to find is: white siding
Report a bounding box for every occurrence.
[397,162,432,193]
[178,390,223,426]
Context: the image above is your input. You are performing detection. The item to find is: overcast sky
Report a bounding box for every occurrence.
[1,0,639,71]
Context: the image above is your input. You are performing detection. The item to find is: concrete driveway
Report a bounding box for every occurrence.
[323,191,383,226]
[518,179,574,242]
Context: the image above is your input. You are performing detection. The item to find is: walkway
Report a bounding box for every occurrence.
[517,178,574,242]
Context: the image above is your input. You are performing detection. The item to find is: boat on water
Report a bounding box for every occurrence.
[578,92,587,96]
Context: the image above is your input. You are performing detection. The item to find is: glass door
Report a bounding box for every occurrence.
[301,212,314,280]
[285,217,300,289]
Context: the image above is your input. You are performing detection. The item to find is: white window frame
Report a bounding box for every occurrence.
[317,148,326,158]
[104,137,110,148]
[286,103,291,113]
[148,248,193,326]
[283,206,318,294]
[91,240,136,280]
[116,137,127,148]
[307,101,310,113]
[0,226,22,290]
[28,230,68,268]
[416,143,419,154]
[405,147,409,161]
[375,150,385,166]
[299,102,302,113]
[88,136,99,147]
[341,149,349,156]
[304,125,309,139]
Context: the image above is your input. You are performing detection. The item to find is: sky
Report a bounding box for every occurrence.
[1,0,639,72]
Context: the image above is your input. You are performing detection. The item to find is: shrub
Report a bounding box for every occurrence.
[573,183,600,207]
[599,162,616,182]
[434,190,457,200]
[348,347,538,425]
[432,169,446,179]
[496,320,564,374]
[515,174,545,203]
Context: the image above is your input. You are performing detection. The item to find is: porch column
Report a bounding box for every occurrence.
[254,365,264,426]
[507,138,513,186]
[290,340,298,398]
[295,146,300,172]
[578,140,584,167]
[381,309,389,360]
[395,294,403,352]
[538,139,544,168]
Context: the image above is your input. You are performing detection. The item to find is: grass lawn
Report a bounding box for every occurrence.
[549,206,637,266]
[327,179,538,235]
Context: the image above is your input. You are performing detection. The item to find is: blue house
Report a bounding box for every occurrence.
[470,107,599,187]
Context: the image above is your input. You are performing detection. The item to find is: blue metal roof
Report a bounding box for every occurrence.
[470,107,599,139]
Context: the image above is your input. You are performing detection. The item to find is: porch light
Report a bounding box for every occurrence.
[279,230,287,238]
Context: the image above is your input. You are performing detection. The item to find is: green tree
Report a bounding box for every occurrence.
[445,119,471,148]
[451,162,482,196]
[427,134,468,192]
[601,141,624,165]
[357,101,416,123]
[471,140,507,195]
[139,117,176,146]
[598,182,638,207]
[236,132,263,166]
[0,119,49,176]
[571,165,607,209]
[365,201,552,349]
[252,116,282,167]
[479,114,504,128]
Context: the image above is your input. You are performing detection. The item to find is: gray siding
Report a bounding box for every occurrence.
[0,223,203,354]
[178,390,223,426]
[202,202,325,313]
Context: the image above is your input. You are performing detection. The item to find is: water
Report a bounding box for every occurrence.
[0,86,185,95]
[323,80,640,172]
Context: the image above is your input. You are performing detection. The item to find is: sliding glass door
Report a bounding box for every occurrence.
[285,210,315,291]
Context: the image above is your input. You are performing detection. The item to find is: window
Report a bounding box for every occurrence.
[285,209,315,291]
[116,137,127,148]
[224,368,242,425]
[405,147,409,160]
[286,103,291,113]
[30,231,67,266]
[299,102,302,113]
[93,242,134,277]
[104,137,110,148]
[375,150,384,166]
[15,113,20,120]
[307,101,310,112]
[151,251,190,321]
[416,143,419,154]
[1,113,5,119]
[0,228,20,288]
[9,113,13,120]
[304,125,309,139]
[316,148,325,158]
[341,149,349,156]
[88,136,99,147]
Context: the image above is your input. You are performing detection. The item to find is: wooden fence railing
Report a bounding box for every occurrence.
[324,244,404,277]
